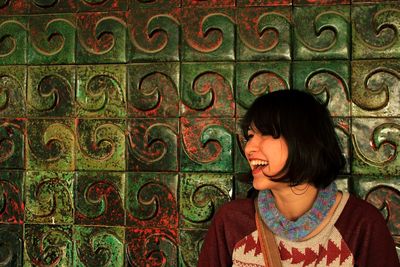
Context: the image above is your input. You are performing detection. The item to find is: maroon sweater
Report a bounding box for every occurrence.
[198,194,399,267]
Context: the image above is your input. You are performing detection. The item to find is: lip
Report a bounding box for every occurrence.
[248,158,268,175]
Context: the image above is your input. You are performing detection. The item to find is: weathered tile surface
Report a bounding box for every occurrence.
[0,224,23,266]
[0,119,25,169]
[0,16,27,64]
[0,66,26,117]
[0,170,24,223]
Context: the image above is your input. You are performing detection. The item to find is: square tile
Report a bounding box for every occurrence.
[126,172,178,228]
[293,6,350,60]
[0,119,25,169]
[126,227,177,266]
[352,60,400,117]
[25,171,74,224]
[76,65,126,118]
[76,12,126,64]
[0,16,27,65]
[127,8,180,62]
[127,119,179,171]
[182,8,235,61]
[179,173,232,228]
[237,7,291,61]
[0,170,24,223]
[180,118,234,172]
[28,14,76,64]
[74,225,125,266]
[179,229,208,267]
[75,171,125,226]
[26,119,75,171]
[27,65,75,117]
[24,224,73,266]
[235,62,290,117]
[292,61,350,117]
[352,118,400,175]
[127,63,180,117]
[0,66,26,117]
[181,63,234,117]
[352,4,400,59]
[0,224,23,266]
[76,119,126,171]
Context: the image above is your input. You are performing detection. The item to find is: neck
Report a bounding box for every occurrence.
[271,184,318,221]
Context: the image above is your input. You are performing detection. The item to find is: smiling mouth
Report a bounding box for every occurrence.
[250,160,268,173]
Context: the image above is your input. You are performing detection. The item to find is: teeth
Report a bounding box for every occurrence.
[250,160,268,166]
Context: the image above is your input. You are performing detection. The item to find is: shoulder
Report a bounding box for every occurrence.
[339,194,385,223]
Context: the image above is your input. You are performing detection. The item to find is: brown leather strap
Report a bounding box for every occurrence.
[255,202,282,267]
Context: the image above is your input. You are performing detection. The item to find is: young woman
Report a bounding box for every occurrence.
[197,90,399,267]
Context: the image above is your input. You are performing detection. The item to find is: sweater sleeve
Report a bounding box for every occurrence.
[197,199,256,267]
[336,195,400,267]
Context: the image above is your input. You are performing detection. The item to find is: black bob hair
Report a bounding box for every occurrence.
[241,89,346,189]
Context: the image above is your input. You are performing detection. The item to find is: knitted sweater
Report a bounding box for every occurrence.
[197,193,400,267]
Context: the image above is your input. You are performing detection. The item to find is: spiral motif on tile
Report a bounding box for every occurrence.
[25,226,72,266]
[133,72,176,112]
[353,69,398,111]
[0,20,25,57]
[0,122,20,163]
[28,178,72,220]
[29,74,72,113]
[305,71,349,106]
[298,11,348,52]
[353,122,400,167]
[240,13,290,52]
[186,13,234,53]
[32,0,58,9]
[132,15,179,53]
[77,229,123,266]
[0,179,23,223]
[365,185,400,245]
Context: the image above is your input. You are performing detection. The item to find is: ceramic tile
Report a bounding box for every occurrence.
[181,63,234,117]
[127,8,180,62]
[75,171,125,226]
[126,172,178,228]
[127,119,179,171]
[293,6,350,60]
[76,65,126,118]
[26,119,75,171]
[182,0,235,7]
[237,7,291,61]
[126,227,178,266]
[0,224,23,266]
[237,0,292,6]
[0,170,24,223]
[352,118,400,175]
[76,0,127,12]
[234,118,251,174]
[28,14,75,64]
[234,173,253,199]
[180,118,234,172]
[29,0,77,13]
[179,229,208,267]
[27,65,75,117]
[0,119,25,169]
[182,8,235,61]
[25,171,74,224]
[235,62,290,117]
[76,119,125,171]
[292,61,350,117]
[179,173,232,229]
[0,16,27,65]
[76,12,126,64]
[74,225,125,267]
[352,4,400,59]
[352,60,400,117]
[0,0,27,15]
[334,118,351,174]
[127,63,180,117]
[0,66,26,117]
[351,175,400,242]
[24,224,73,266]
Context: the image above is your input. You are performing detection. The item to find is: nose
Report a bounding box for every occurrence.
[244,136,258,157]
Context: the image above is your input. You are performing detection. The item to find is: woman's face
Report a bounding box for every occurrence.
[244,126,289,191]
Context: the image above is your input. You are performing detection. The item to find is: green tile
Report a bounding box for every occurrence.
[179,229,207,267]
[0,16,27,65]
[0,65,26,117]
[179,173,232,229]
[293,6,350,60]
[237,7,291,61]
[76,119,126,171]
[76,65,126,118]
[0,170,24,223]
[0,119,25,169]
[0,224,23,266]
[27,65,75,117]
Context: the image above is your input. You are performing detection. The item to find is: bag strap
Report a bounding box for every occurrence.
[255,201,282,267]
